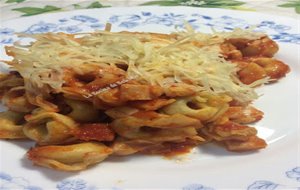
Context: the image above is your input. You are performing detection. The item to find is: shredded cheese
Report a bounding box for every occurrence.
[6,28,267,103]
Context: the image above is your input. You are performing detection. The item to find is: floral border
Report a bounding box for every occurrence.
[0,11,300,190]
[1,167,299,190]
[0,12,300,45]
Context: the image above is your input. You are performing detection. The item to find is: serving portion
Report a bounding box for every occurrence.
[0,24,289,171]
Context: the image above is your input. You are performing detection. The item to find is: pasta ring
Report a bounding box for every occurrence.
[112,112,203,142]
[162,94,230,122]
[23,110,78,145]
[2,86,36,113]
[27,142,113,171]
[0,111,27,139]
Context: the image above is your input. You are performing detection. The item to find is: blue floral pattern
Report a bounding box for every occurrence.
[286,167,300,182]
[57,179,97,190]
[246,167,300,190]
[247,181,279,190]
[0,11,299,45]
[70,15,99,23]
[25,21,58,34]
[0,172,42,190]
[0,10,299,190]
[0,28,14,35]
[182,183,214,190]
[0,167,299,189]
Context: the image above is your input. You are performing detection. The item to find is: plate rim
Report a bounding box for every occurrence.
[0,6,299,190]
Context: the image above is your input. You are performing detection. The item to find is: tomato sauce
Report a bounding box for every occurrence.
[74,123,115,141]
[141,140,199,157]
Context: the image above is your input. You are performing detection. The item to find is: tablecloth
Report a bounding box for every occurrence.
[0,0,299,22]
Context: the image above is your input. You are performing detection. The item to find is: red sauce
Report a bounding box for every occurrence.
[74,123,115,141]
[141,140,199,157]
[215,122,247,132]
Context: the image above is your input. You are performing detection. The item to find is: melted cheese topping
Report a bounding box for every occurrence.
[6,28,266,103]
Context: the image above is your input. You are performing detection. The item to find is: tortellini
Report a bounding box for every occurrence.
[0,72,24,96]
[162,93,231,122]
[64,99,100,122]
[23,110,78,145]
[0,111,27,139]
[0,30,290,172]
[2,86,36,113]
[112,112,203,142]
[27,142,113,171]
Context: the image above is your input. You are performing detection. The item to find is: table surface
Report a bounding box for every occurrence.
[0,0,299,22]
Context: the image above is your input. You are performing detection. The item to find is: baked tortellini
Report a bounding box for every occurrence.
[111,112,202,141]
[0,27,290,171]
[0,72,24,96]
[0,111,26,139]
[64,99,100,122]
[162,93,231,122]
[2,86,36,113]
[27,142,113,171]
[23,110,78,145]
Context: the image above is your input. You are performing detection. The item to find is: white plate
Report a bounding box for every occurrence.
[0,6,299,190]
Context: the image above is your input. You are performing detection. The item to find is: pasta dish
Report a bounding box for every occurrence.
[0,25,290,171]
